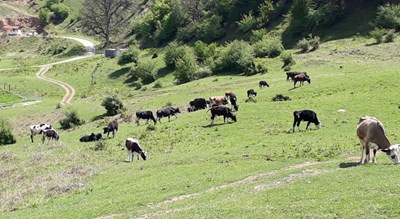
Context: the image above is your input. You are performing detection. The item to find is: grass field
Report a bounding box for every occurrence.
[1,35,400,218]
[0,89,23,105]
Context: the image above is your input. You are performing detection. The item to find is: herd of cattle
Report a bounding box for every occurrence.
[28,71,400,164]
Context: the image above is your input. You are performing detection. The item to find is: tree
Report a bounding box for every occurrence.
[80,0,140,48]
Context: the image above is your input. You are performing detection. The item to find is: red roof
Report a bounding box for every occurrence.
[2,25,20,29]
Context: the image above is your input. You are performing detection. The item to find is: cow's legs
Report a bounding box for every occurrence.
[211,115,215,125]
[30,133,34,143]
[372,148,378,163]
[127,150,132,162]
[168,115,171,122]
[306,121,311,130]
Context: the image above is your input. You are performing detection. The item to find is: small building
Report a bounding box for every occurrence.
[1,25,22,36]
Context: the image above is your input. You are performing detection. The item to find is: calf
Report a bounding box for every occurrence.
[293,110,321,132]
[125,137,147,162]
[42,129,59,144]
[136,110,157,125]
[286,71,306,81]
[259,80,269,88]
[189,98,208,111]
[80,133,102,142]
[103,120,118,138]
[209,96,229,107]
[157,106,181,122]
[357,117,399,164]
[293,73,311,88]
[247,89,257,98]
[30,124,52,143]
[209,106,237,125]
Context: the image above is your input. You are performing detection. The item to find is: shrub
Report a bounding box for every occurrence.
[250,29,269,43]
[193,41,218,63]
[194,67,213,79]
[309,35,320,51]
[174,48,198,84]
[258,0,275,24]
[297,38,310,53]
[59,108,84,129]
[164,42,185,68]
[384,29,396,43]
[118,46,140,65]
[101,96,124,116]
[0,119,16,145]
[50,3,69,24]
[39,8,52,24]
[130,60,157,84]
[237,11,259,33]
[272,94,291,101]
[374,3,400,30]
[215,40,255,74]
[280,51,295,68]
[253,37,284,58]
[370,28,386,44]
[153,81,162,88]
[194,15,224,43]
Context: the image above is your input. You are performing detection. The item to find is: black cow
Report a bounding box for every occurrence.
[157,106,181,122]
[209,106,237,125]
[125,137,147,162]
[259,80,269,88]
[293,73,311,88]
[103,120,118,138]
[136,110,157,125]
[42,129,59,144]
[247,89,257,98]
[225,91,239,111]
[189,98,209,111]
[80,133,102,142]
[293,110,321,132]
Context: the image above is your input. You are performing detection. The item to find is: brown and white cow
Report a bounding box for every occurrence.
[125,138,147,162]
[209,96,229,107]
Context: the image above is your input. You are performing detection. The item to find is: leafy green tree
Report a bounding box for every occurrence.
[118,46,140,65]
[174,48,198,84]
[50,4,69,24]
[101,96,124,116]
[0,119,16,145]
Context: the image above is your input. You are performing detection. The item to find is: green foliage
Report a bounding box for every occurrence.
[153,81,162,88]
[370,27,386,44]
[0,119,16,145]
[50,4,69,24]
[101,96,124,116]
[374,3,400,30]
[258,0,275,24]
[237,11,259,33]
[164,42,194,68]
[280,50,295,67]
[289,0,312,34]
[177,15,224,43]
[174,48,198,84]
[194,66,213,79]
[118,46,140,66]
[253,37,284,58]
[384,29,396,43]
[59,108,84,130]
[297,38,310,53]
[130,60,157,85]
[45,0,61,8]
[193,41,218,63]
[296,35,320,53]
[39,8,52,24]
[214,40,255,74]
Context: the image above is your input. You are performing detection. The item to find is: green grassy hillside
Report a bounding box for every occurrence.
[1,35,400,218]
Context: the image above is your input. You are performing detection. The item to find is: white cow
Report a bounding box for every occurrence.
[30,124,52,143]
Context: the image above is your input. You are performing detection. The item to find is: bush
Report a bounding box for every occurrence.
[164,42,185,68]
[250,29,269,43]
[374,3,400,30]
[0,119,16,145]
[39,8,52,24]
[193,41,218,63]
[272,94,291,101]
[118,46,140,65]
[370,28,386,44]
[101,96,124,116]
[237,11,259,33]
[253,37,283,58]
[297,35,320,53]
[174,48,198,84]
[384,29,396,43]
[309,35,320,51]
[280,51,295,68]
[258,0,275,24]
[130,60,157,84]
[50,3,69,24]
[296,38,310,53]
[59,108,84,129]
[194,67,213,79]
[214,40,255,74]
[153,81,162,88]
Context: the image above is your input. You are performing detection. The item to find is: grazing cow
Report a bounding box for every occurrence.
[225,91,239,111]
[103,120,118,138]
[157,106,181,122]
[286,71,306,81]
[209,106,237,125]
[80,133,102,142]
[189,98,209,111]
[293,110,321,132]
[41,129,59,144]
[125,137,147,162]
[357,117,400,164]
[209,96,229,107]
[136,111,157,125]
[259,80,269,88]
[293,73,311,88]
[30,124,52,143]
[247,89,257,98]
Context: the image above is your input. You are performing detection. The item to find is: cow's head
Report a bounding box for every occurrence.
[175,108,181,114]
[103,127,109,134]
[316,122,321,129]
[381,144,400,164]
[230,114,237,122]
[141,151,148,160]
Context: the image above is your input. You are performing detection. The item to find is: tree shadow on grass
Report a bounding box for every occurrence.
[109,67,130,79]
[339,162,360,169]
[202,122,235,128]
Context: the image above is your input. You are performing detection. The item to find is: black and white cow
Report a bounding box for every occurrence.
[125,137,147,162]
[30,124,52,143]
[80,133,102,142]
[136,111,157,125]
[247,89,257,98]
[156,106,181,122]
[42,129,59,144]
[259,80,269,88]
[293,110,321,132]
[209,106,237,125]
[103,120,118,138]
